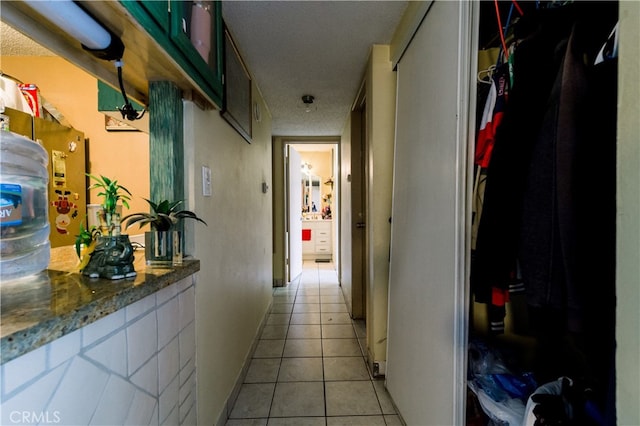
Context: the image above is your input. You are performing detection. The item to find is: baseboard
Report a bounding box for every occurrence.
[215,299,273,426]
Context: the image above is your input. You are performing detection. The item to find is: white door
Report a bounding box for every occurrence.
[385,1,476,424]
[287,145,303,282]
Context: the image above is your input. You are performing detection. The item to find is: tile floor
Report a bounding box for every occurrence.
[225,261,402,426]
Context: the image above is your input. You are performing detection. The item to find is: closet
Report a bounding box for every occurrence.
[467,1,618,425]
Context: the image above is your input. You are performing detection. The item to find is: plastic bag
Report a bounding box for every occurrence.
[467,339,538,425]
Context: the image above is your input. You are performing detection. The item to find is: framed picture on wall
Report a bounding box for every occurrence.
[221,26,252,143]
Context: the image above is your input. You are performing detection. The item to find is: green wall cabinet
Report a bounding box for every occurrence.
[121,0,224,107]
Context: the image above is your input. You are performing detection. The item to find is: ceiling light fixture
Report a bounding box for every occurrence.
[20,0,145,121]
[22,0,124,60]
[301,95,316,113]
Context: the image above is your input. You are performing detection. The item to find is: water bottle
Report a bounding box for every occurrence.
[0,130,50,282]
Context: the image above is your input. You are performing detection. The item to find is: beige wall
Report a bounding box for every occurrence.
[617,2,640,424]
[365,44,396,369]
[184,83,273,425]
[0,57,150,221]
[299,150,333,210]
[299,150,332,182]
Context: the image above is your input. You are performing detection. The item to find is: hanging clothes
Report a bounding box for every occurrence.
[471,62,513,334]
[471,2,618,420]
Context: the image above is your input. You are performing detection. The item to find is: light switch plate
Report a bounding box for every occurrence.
[202,166,212,197]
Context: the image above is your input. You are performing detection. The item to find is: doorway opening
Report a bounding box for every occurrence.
[285,142,339,285]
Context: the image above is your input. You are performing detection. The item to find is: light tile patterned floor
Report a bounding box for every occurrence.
[226,262,402,426]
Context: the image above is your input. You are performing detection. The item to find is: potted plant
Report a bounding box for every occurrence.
[74,219,101,271]
[122,198,207,266]
[87,174,131,236]
[82,174,136,280]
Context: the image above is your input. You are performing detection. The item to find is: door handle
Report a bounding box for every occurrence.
[356,222,366,229]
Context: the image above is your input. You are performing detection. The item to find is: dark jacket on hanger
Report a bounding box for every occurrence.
[471,3,616,335]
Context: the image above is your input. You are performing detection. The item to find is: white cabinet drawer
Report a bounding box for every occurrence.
[315,245,331,253]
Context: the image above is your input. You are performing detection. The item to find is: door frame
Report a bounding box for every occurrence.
[275,136,340,285]
[286,145,303,282]
[350,86,367,319]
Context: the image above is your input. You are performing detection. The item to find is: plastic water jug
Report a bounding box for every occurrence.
[0,130,50,282]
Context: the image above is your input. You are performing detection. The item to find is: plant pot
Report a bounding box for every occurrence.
[94,206,123,236]
[145,230,182,266]
[82,235,136,280]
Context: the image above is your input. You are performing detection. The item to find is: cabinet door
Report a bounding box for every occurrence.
[169,0,224,96]
[139,0,169,30]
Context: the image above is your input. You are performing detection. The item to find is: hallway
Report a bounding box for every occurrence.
[225,262,401,425]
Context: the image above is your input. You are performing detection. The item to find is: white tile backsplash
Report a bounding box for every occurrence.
[124,390,157,426]
[161,403,180,426]
[181,400,197,426]
[158,337,180,392]
[2,344,47,394]
[82,309,126,347]
[156,283,178,306]
[180,356,195,386]
[179,285,195,331]
[48,328,81,369]
[179,384,195,424]
[127,310,158,375]
[159,374,179,423]
[0,362,67,426]
[84,330,128,377]
[179,321,196,368]
[179,369,195,408]
[46,357,110,426]
[89,374,136,425]
[157,297,179,350]
[176,276,192,293]
[126,292,157,322]
[1,279,196,426]
[130,354,159,396]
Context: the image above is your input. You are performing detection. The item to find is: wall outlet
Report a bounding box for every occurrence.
[202,166,212,196]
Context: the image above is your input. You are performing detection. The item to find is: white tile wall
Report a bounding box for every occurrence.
[157,297,179,349]
[82,309,126,347]
[1,278,197,426]
[48,329,81,369]
[84,330,128,376]
[130,355,159,396]
[127,310,159,375]
[158,337,180,392]
[2,345,47,395]
[159,375,179,423]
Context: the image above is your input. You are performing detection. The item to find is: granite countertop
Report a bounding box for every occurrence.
[0,245,200,365]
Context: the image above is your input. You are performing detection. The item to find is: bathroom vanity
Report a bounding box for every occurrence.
[302,219,332,261]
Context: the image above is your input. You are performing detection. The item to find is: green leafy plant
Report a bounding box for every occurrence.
[74,220,102,258]
[122,199,207,232]
[87,174,132,236]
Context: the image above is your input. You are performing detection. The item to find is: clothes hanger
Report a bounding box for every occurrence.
[478,64,497,85]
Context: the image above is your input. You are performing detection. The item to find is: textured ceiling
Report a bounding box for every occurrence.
[0,23,54,57]
[221,1,408,137]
